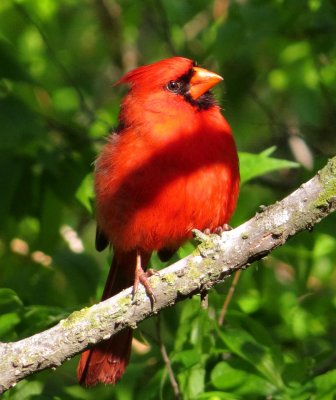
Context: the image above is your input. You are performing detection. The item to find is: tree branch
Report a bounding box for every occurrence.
[1,156,336,394]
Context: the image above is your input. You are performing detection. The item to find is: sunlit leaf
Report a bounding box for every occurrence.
[0,312,21,338]
[75,173,94,213]
[239,147,299,184]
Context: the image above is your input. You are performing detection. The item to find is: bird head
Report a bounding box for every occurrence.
[117,57,223,111]
[116,57,225,138]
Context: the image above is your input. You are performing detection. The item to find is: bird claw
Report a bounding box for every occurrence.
[146,268,160,277]
[133,252,157,303]
[203,224,232,235]
[133,272,156,302]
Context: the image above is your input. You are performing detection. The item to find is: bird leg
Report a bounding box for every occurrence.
[133,249,156,302]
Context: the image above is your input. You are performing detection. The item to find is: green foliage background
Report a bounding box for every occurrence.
[0,0,336,399]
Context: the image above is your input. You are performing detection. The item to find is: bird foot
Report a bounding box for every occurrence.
[133,252,158,302]
[203,224,232,235]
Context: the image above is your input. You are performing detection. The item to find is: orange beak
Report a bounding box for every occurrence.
[188,66,223,100]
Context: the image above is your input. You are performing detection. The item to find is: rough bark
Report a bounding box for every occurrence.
[0,156,335,394]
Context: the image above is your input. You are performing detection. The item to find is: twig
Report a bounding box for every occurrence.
[156,317,180,399]
[218,270,242,326]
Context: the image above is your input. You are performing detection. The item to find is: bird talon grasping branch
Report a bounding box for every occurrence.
[133,250,156,302]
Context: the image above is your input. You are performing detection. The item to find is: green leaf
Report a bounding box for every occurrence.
[173,349,201,368]
[211,362,248,390]
[239,147,299,184]
[0,288,23,313]
[174,299,202,351]
[217,326,284,389]
[186,365,206,399]
[2,380,43,400]
[75,173,94,213]
[260,146,277,157]
[313,369,336,399]
[0,312,21,338]
[211,361,277,396]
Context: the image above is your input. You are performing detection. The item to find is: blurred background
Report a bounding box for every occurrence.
[0,0,336,399]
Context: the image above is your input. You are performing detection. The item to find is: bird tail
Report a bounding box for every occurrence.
[77,250,150,386]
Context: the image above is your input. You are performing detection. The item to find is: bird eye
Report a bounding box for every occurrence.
[167,80,181,93]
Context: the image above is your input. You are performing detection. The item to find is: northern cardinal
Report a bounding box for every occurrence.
[77,57,240,386]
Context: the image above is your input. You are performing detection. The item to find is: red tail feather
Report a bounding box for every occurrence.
[77,250,151,386]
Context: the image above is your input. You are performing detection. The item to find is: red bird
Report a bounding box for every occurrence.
[77,57,240,386]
